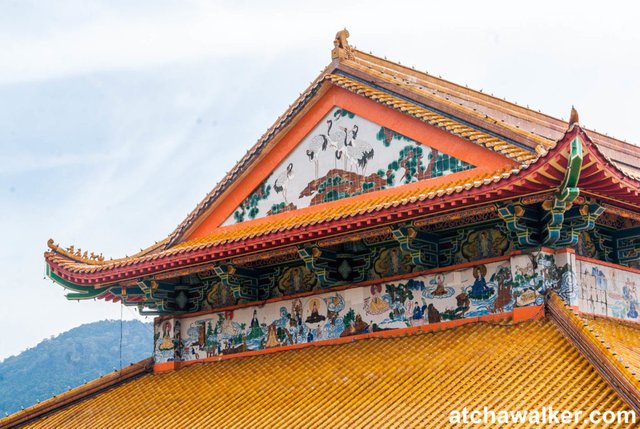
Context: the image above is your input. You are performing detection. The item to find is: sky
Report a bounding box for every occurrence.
[1,0,639,361]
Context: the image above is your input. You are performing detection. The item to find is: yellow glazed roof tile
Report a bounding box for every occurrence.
[581,316,640,380]
[174,170,514,248]
[325,74,540,162]
[13,318,636,429]
[46,166,523,275]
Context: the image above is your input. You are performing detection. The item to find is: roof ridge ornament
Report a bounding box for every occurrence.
[569,105,579,127]
[331,28,354,60]
[47,238,106,264]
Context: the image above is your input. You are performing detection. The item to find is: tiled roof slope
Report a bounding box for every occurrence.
[43,166,522,279]
[582,316,640,381]
[546,292,640,414]
[0,358,153,429]
[46,124,640,285]
[341,47,640,170]
[11,319,636,429]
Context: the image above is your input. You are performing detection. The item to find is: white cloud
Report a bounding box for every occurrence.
[0,152,121,175]
[0,1,304,84]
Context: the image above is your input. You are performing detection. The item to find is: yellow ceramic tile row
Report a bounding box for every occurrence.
[47,167,518,274]
[338,59,556,150]
[581,316,640,381]
[21,319,635,429]
[325,74,539,163]
[173,169,517,251]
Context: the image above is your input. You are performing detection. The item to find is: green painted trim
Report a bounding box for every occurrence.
[47,269,108,293]
[556,137,583,202]
[497,203,538,246]
[66,288,113,300]
[543,136,584,245]
[556,202,605,247]
[392,227,439,268]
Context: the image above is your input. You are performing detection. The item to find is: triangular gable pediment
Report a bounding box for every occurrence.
[182,84,521,241]
[223,106,477,226]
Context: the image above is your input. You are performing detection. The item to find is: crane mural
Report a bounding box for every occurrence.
[225,107,474,224]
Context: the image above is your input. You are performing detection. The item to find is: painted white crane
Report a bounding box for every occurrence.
[337,125,375,174]
[306,134,328,178]
[273,163,294,204]
[326,119,349,168]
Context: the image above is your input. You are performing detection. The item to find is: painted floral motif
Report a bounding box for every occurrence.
[224,108,474,225]
[233,182,272,223]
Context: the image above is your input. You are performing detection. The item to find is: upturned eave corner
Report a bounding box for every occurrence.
[41,31,640,322]
[42,115,640,296]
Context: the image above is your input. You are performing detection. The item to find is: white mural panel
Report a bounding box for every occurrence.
[577,259,640,321]
[224,107,474,225]
[154,260,515,363]
[153,251,640,364]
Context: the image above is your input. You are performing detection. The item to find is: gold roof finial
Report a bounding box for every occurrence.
[569,105,579,127]
[331,28,354,60]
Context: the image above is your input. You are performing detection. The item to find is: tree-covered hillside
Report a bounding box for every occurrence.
[0,320,153,416]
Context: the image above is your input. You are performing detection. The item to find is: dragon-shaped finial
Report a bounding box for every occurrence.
[331,28,354,60]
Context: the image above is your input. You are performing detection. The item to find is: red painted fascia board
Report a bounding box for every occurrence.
[47,132,589,286]
[46,178,544,286]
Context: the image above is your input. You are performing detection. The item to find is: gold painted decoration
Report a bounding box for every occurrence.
[206,281,236,308]
[461,229,510,261]
[276,266,318,297]
[373,247,413,278]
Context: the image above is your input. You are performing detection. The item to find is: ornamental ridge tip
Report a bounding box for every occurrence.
[331,28,354,60]
[46,239,106,264]
[569,105,579,127]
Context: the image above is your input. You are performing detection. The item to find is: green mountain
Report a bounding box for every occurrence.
[0,320,153,416]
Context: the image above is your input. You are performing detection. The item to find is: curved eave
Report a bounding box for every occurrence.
[577,128,640,210]
[45,171,559,288]
[46,125,640,290]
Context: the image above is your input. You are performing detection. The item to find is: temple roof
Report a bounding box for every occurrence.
[165,30,640,248]
[4,313,638,428]
[339,47,640,165]
[546,292,640,412]
[45,123,640,290]
[44,30,640,304]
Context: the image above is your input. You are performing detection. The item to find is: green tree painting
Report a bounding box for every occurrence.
[233,182,271,222]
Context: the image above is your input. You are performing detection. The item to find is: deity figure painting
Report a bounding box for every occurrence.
[364,284,390,315]
[276,266,317,296]
[468,265,494,300]
[461,229,509,261]
[159,321,174,351]
[373,247,412,278]
[305,298,326,324]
